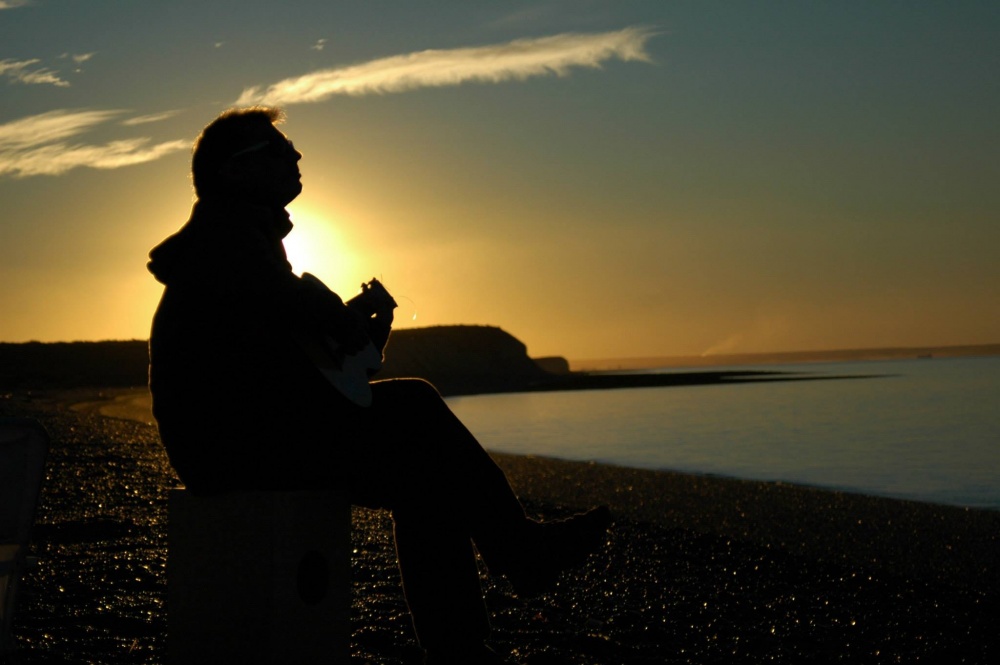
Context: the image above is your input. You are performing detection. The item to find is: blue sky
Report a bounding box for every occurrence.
[2,1,998,360]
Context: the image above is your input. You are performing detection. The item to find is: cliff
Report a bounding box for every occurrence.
[379,325,552,395]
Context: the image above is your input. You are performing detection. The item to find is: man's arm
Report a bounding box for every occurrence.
[295,273,374,354]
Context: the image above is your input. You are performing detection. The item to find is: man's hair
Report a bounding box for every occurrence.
[191,106,286,197]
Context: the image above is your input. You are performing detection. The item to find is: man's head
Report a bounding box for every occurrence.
[191,107,302,207]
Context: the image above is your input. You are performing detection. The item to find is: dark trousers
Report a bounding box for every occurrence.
[315,378,528,651]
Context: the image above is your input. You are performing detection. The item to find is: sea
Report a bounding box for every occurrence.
[445,356,1000,511]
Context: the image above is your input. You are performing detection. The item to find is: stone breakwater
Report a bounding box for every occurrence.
[3,391,999,664]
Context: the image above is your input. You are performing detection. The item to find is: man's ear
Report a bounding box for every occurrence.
[217,158,246,185]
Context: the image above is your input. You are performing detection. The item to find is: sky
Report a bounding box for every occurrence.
[1,1,998,361]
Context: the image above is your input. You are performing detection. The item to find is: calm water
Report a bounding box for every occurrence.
[446,356,1000,510]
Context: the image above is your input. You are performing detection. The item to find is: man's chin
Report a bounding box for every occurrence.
[281,183,303,206]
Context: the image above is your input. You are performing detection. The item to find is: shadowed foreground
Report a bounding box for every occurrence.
[2,390,998,664]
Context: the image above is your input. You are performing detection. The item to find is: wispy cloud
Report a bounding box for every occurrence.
[0,109,188,178]
[0,0,31,9]
[60,51,96,73]
[237,27,657,106]
[0,109,119,149]
[0,58,70,87]
[1,138,189,177]
[122,110,182,126]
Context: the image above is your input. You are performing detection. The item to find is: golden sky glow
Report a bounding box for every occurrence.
[1,2,999,361]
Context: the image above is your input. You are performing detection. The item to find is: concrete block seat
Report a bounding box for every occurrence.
[168,489,351,665]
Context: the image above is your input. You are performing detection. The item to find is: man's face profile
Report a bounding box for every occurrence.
[224,125,303,207]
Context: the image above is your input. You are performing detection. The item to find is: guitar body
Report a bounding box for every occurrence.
[296,273,396,407]
[313,338,381,407]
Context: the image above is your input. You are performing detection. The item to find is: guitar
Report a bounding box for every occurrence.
[297,274,397,407]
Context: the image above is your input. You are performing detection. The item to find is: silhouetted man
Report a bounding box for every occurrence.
[147,107,610,665]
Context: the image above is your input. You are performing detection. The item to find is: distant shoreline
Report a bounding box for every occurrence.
[0,333,910,396]
[54,364,881,429]
[570,342,1000,371]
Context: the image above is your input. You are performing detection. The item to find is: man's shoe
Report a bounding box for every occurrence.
[505,505,612,597]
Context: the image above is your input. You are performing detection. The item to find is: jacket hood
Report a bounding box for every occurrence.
[148,198,292,285]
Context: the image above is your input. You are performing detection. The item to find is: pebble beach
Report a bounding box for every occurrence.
[2,388,999,664]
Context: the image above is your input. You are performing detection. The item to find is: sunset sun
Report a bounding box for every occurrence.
[284,207,361,292]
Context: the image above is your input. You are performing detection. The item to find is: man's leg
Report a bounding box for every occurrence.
[392,518,490,654]
[342,378,610,658]
[344,379,521,655]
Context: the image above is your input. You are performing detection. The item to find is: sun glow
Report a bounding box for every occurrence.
[284,207,361,294]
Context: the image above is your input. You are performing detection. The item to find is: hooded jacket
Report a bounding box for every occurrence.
[147,197,372,491]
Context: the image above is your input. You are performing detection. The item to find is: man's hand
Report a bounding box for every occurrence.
[347,278,397,320]
[332,307,374,355]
